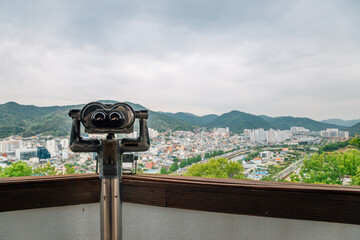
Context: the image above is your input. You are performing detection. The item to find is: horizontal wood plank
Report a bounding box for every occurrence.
[0,174,100,212]
[1,174,360,225]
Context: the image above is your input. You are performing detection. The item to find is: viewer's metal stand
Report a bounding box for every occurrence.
[69,109,150,240]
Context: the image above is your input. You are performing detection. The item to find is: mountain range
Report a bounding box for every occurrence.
[0,101,357,138]
[321,118,360,127]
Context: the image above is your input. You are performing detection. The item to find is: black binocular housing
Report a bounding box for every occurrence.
[69,102,147,134]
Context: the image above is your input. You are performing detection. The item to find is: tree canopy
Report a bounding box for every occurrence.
[33,163,57,176]
[318,141,349,153]
[0,161,33,177]
[0,161,77,177]
[298,149,360,185]
[349,137,360,149]
[351,168,360,186]
[184,157,245,179]
[65,164,76,174]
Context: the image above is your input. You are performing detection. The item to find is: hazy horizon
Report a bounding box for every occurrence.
[1,99,359,122]
[0,0,359,121]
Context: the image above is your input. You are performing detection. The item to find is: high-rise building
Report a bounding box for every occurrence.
[149,128,159,139]
[290,127,310,133]
[320,129,349,139]
[0,140,23,153]
[128,132,138,138]
[46,140,58,157]
[37,146,51,160]
[213,128,228,137]
[247,128,266,143]
[15,148,37,160]
[60,139,69,149]
[62,150,69,160]
[326,128,339,137]
[245,128,290,143]
[259,151,274,159]
[266,129,276,144]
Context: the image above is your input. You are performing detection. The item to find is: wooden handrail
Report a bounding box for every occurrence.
[1,174,360,225]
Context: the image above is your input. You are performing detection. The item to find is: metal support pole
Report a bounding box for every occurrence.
[100,177,122,240]
[99,136,122,240]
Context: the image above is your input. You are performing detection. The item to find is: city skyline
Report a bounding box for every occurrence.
[0,1,359,120]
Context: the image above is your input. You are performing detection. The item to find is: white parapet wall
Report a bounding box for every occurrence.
[0,203,100,240]
[0,202,360,240]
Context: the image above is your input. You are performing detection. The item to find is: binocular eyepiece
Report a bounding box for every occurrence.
[91,109,125,128]
[69,102,143,134]
[68,101,150,153]
[81,102,136,134]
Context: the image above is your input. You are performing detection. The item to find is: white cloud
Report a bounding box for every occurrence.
[0,0,359,120]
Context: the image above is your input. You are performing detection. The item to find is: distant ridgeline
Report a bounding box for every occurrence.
[0,101,358,138]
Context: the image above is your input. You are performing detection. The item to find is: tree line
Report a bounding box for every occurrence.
[184,157,245,179]
[290,149,360,185]
[160,149,228,174]
[160,155,202,174]
[0,161,76,177]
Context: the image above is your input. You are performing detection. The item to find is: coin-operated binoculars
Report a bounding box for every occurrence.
[68,102,150,240]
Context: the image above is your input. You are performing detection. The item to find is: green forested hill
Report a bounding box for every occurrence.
[348,122,360,137]
[23,104,81,137]
[147,111,196,132]
[160,112,218,127]
[0,101,196,138]
[163,110,342,134]
[207,110,274,133]
[322,118,360,127]
[0,102,62,137]
[0,101,349,138]
[262,116,345,131]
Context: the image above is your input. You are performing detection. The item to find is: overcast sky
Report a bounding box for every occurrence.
[0,0,359,120]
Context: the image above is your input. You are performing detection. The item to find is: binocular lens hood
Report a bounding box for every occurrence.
[80,102,136,134]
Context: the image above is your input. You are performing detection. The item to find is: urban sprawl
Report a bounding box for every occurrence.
[0,127,349,181]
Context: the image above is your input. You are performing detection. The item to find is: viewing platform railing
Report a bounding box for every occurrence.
[1,174,360,239]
